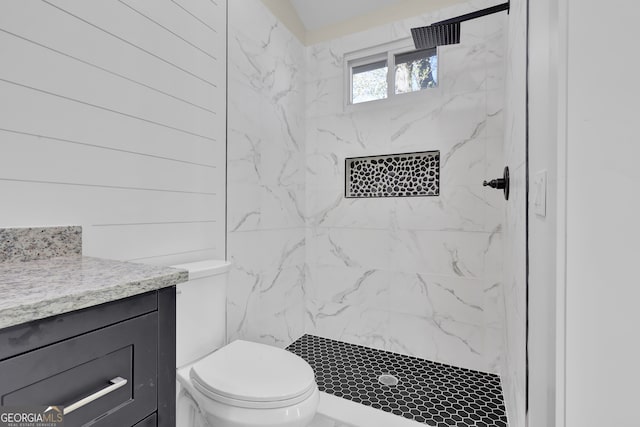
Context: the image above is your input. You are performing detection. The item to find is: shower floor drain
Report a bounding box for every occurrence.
[378,374,399,386]
[287,334,507,427]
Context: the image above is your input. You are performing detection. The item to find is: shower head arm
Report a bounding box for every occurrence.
[411,1,509,50]
[433,1,509,26]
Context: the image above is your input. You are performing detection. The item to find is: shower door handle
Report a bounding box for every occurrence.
[483,166,510,200]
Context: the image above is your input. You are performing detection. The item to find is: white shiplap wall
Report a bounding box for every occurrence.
[0,0,227,265]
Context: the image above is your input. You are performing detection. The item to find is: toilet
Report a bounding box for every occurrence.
[172,260,319,427]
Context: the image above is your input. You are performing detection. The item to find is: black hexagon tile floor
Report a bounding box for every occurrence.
[287,335,508,427]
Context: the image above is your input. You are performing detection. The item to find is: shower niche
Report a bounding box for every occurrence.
[345,151,440,198]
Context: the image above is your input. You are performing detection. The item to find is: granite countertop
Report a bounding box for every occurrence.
[0,255,188,329]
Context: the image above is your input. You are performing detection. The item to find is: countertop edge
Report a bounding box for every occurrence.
[0,269,188,330]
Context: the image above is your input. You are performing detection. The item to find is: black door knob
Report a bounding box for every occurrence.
[483,166,510,200]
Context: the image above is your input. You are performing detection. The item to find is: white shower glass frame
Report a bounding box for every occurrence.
[344,38,439,112]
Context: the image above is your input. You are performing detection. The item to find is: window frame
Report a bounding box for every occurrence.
[344,38,439,110]
[348,52,390,105]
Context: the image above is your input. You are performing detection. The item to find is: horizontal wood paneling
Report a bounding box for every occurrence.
[120,0,219,59]
[0,82,219,164]
[169,0,226,35]
[84,221,219,260]
[0,0,227,264]
[44,0,220,87]
[0,131,220,194]
[0,2,220,111]
[127,248,219,266]
[0,31,219,137]
[0,181,223,226]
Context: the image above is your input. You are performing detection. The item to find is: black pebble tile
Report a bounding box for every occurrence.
[345,152,440,198]
[286,335,508,427]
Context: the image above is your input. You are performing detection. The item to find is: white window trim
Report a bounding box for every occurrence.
[343,37,439,112]
[347,52,389,105]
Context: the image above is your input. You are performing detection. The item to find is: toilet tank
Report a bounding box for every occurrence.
[171,260,231,368]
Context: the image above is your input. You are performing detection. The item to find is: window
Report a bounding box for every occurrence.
[346,41,438,106]
[352,59,388,104]
[394,49,438,94]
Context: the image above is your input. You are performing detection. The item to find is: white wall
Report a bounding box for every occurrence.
[528,0,561,425]
[563,0,640,425]
[0,0,226,265]
[226,0,307,347]
[500,0,527,424]
[304,0,507,373]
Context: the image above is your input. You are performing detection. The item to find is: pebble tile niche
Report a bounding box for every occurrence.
[287,335,508,427]
[345,151,440,198]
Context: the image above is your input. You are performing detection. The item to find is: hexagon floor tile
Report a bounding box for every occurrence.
[287,335,508,427]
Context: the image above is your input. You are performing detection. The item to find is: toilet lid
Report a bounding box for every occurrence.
[190,340,316,405]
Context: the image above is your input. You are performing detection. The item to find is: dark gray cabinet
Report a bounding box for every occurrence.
[0,288,175,427]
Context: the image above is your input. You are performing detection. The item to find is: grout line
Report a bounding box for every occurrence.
[0,128,217,169]
[224,0,229,262]
[303,226,501,234]
[42,0,218,88]
[0,27,217,115]
[224,0,228,343]
[228,226,307,233]
[525,0,531,421]
[0,78,217,142]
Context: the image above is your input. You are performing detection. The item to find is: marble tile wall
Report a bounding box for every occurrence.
[303,0,507,373]
[226,0,307,347]
[500,0,528,425]
[227,0,510,377]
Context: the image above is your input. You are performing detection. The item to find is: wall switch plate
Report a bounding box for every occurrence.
[533,170,547,217]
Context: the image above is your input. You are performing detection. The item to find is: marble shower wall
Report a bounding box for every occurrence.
[500,0,528,424]
[227,0,509,376]
[304,0,507,373]
[227,0,307,347]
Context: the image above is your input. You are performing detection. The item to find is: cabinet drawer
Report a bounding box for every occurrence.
[0,313,158,427]
[0,292,157,361]
[134,413,157,427]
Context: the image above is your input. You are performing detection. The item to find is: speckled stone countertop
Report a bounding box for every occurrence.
[0,226,82,263]
[0,256,188,329]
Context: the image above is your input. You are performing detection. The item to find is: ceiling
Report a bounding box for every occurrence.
[260,0,468,45]
[289,0,405,31]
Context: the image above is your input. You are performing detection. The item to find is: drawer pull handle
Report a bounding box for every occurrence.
[63,377,128,415]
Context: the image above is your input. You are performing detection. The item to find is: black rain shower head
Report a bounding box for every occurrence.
[411,2,509,50]
[411,22,461,50]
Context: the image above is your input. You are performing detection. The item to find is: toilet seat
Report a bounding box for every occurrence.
[189,340,316,410]
[191,377,317,409]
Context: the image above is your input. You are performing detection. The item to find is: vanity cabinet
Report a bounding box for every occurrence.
[0,288,176,427]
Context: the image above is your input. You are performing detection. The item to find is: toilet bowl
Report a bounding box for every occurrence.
[172,260,319,427]
[177,340,319,427]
